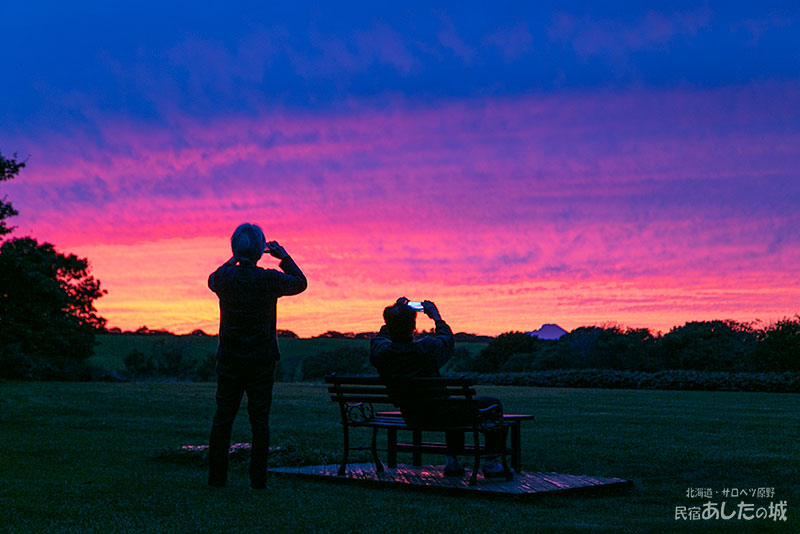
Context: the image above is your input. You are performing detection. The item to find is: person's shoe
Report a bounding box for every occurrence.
[250,475,267,489]
[482,459,512,478]
[443,457,464,477]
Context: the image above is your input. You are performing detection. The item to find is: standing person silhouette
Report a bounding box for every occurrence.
[207,223,307,488]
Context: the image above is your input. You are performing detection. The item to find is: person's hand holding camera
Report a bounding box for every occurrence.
[421,300,442,321]
[266,241,289,260]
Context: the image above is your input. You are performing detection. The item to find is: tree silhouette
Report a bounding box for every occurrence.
[660,320,756,371]
[753,317,800,372]
[0,151,106,377]
[0,237,106,369]
[0,152,25,237]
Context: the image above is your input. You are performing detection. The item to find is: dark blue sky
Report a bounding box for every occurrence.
[4,1,799,131]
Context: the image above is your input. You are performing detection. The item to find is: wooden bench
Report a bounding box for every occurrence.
[325,374,533,485]
[375,411,533,474]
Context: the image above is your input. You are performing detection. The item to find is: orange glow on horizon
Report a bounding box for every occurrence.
[72,237,800,338]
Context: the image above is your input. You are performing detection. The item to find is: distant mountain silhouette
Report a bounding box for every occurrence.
[527,324,567,340]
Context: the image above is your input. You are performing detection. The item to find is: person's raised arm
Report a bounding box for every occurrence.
[208,256,238,291]
[421,300,454,367]
[265,240,307,296]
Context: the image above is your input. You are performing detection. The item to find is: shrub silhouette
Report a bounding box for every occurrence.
[301,347,370,379]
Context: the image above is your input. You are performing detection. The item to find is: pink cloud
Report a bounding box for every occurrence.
[4,83,799,334]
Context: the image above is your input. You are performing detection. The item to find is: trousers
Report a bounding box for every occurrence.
[401,396,507,457]
[208,358,276,488]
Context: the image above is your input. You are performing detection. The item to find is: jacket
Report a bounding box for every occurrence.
[209,256,307,361]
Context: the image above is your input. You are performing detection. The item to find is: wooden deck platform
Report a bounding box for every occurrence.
[269,462,632,498]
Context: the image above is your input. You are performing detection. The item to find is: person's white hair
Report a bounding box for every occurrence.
[231,223,266,263]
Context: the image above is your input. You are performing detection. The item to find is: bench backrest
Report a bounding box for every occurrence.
[325,374,477,406]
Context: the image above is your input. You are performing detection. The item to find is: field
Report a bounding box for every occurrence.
[1,381,797,533]
[88,335,488,381]
[89,335,372,381]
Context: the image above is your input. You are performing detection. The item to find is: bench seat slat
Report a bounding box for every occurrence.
[395,442,508,451]
[377,411,534,422]
[325,376,387,385]
[326,375,474,386]
[328,395,397,404]
[328,383,474,393]
[328,386,477,397]
[349,420,476,431]
[330,393,478,404]
[327,386,391,395]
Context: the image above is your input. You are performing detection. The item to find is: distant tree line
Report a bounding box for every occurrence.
[308,330,493,342]
[312,331,375,340]
[123,341,216,381]
[295,318,798,385]
[444,319,800,374]
[104,326,300,338]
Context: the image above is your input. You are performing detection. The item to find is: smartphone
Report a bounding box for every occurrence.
[408,301,424,311]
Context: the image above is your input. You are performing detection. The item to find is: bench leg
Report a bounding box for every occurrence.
[371,428,384,473]
[500,448,513,481]
[510,422,521,473]
[338,424,350,476]
[469,430,480,486]
[412,430,422,466]
[387,429,397,468]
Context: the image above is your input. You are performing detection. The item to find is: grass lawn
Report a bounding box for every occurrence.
[1,381,796,533]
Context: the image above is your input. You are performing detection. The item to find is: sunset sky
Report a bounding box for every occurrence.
[2,2,799,337]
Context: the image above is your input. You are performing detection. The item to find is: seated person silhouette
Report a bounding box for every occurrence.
[369,297,508,477]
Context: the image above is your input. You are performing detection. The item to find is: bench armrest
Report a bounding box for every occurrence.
[476,403,505,430]
[344,402,375,423]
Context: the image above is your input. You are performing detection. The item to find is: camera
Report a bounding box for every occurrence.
[407,301,424,311]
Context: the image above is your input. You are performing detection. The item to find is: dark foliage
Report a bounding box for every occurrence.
[124,343,217,381]
[134,326,173,335]
[450,318,797,379]
[466,369,800,393]
[474,331,543,373]
[659,320,757,371]
[753,316,800,372]
[124,348,157,378]
[156,341,194,377]
[313,331,353,339]
[0,153,108,379]
[277,329,299,338]
[353,332,376,339]
[0,237,106,375]
[0,152,25,237]
[0,348,124,382]
[440,347,480,373]
[0,349,61,380]
[310,330,376,340]
[453,332,495,343]
[556,325,659,370]
[195,352,217,381]
[301,347,370,379]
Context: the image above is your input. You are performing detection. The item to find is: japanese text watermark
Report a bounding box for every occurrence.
[675,487,788,522]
